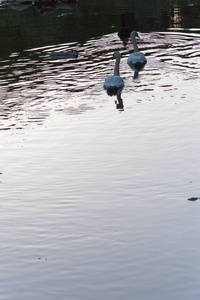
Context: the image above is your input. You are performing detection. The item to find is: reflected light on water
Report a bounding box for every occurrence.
[0,31,199,130]
[0,18,200,300]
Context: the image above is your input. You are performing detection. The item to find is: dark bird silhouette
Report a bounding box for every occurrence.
[118,13,132,42]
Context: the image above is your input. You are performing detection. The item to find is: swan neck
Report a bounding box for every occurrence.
[131,33,139,52]
[114,56,120,76]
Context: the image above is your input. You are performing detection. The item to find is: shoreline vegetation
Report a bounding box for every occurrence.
[0,0,199,27]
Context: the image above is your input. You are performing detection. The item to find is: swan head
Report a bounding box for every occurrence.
[131,31,139,38]
[113,51,121,59]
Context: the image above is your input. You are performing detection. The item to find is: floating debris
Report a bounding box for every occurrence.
[50,50,78,59]
[57,12,73,17]
[187,197,200,201]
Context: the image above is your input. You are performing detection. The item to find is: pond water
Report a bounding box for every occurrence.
[0,0,200,299]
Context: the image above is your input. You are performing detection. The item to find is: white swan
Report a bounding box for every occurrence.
[127,31,147,73]
[104,52,124,96]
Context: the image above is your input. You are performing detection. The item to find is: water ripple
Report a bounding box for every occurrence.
[0,31,199,129]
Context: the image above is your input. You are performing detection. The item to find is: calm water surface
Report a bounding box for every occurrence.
[0,1,200,299]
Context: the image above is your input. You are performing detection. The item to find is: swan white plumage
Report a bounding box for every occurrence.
[127,31,147,73]
[104,52,124,95]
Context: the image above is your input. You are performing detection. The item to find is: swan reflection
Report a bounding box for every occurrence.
[105,88,124,111]
[115,90,124,111]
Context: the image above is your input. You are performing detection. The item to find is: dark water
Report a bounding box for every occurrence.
[0,0,200,57]
[0,1,200,299]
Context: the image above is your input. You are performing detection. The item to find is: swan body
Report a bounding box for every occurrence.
[127,31,147,72]
[127,51,147,72]
[104,52,124,95]
[104,75,124,89]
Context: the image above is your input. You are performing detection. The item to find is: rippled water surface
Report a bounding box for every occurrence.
[0,31,199,127]
[0,6,200,299]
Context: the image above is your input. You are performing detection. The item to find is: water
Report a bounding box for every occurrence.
[0,0,200,299]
